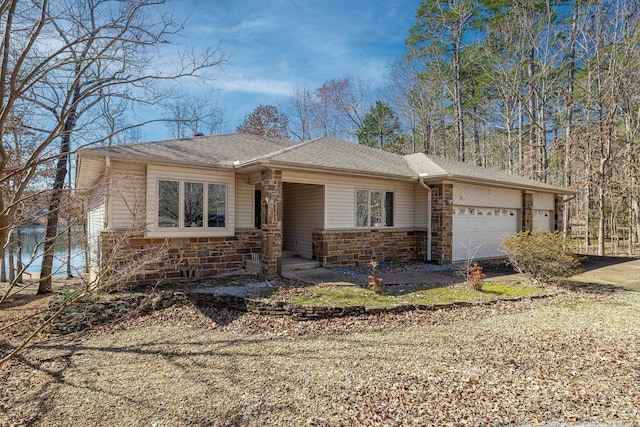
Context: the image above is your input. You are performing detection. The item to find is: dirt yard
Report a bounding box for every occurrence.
[1,280,640,426]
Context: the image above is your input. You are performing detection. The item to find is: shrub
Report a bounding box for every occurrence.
[465,263,486,291]
[500,230,581,286]
[367,260,385,294]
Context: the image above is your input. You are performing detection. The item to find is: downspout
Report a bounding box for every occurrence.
[418,174,432,262]
[104,156,111,230]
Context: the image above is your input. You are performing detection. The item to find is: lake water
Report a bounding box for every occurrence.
[5,227,86,278]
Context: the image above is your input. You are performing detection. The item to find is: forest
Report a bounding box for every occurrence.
[275,0,639,257]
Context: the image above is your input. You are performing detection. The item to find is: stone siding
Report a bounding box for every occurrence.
[312,229,427,267]
[522,191,534,232]
[430,183,453,264]
[261,168,283,278]
[99,230,261,288]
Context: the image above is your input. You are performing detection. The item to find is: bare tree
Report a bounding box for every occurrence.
[164,93,225,138]
[0,175,172,365]
[0,0,226,294]
[288,86,314,141]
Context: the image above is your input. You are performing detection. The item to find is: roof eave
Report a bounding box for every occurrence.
[77,150,236,170]
[423,174,574,194]
[237,159,416,181]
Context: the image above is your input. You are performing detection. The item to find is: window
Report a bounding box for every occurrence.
[158,180,226,229]
[356,189,394,227]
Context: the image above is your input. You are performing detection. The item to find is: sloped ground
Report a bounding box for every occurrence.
[2,284,640,426]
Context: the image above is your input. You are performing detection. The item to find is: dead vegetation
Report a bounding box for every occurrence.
[1,279,639,426]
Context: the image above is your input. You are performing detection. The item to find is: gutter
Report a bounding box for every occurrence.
[418,173,432,262]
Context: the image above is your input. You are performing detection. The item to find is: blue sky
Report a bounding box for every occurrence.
[140,0,419,140]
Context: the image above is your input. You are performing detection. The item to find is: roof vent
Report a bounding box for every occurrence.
[193,132,205,137]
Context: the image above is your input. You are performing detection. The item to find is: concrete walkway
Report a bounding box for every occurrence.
[282,264,461,287]
[283,256,640,291]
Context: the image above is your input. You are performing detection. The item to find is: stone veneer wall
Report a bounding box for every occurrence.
[261,168,283,278]
[99,230,261,288]
[312,229,427,267]
[522,191,534,232]
[430,183,453,264]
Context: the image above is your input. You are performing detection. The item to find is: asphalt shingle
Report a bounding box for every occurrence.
[245,137,416,178]
[83,134,294,166]
[79,133,569,193]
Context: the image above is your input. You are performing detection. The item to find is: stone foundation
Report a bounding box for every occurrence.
[312,229,427,268]
[99,230,261,288]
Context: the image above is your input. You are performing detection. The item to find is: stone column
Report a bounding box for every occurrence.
[260,168,283,278]
[522,191,534,232]
[430,183,453,264]
[554,194,565,232]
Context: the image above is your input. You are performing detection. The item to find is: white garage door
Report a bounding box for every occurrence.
[453,206,519,262]
[533,210,553,231]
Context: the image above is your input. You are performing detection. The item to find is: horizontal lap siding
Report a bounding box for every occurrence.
[281,171,415,230]
[235,174,255,229]
[533,192,555,210]
[87,199,105,283]
[283,183,324,259]
[414,183,428,230]
[453,183,521,209]
[109,161,146,230]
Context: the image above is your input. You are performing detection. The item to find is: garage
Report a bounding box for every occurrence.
[453,206,519,261]
[533,210,553,231]
[450,183,522,262]
[532,193,555,231]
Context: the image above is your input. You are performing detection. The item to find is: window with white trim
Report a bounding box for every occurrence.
[158,180,226,228]
[356,189,394,227]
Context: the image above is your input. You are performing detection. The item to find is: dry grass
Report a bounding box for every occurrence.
[2,282,640,426]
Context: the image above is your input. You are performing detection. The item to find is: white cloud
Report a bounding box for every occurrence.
[216,75,294,97]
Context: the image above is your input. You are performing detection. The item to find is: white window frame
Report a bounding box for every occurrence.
[157,179,228,230]
[146,166,235,238]
[355,189,394,228]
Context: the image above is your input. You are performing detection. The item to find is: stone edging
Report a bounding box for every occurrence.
[240,292,555,320]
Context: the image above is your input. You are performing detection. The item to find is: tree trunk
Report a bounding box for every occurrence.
[527,45,537,179]
[563,0,579,236]
[38,82,80,294]
[67,154,74,279]
[453,39,465,162]
[8,231,15,283]
[473,105,481,166]
[1,251,5,283]
[16,227,22,284]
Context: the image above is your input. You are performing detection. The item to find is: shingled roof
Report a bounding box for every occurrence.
[239,137,416,179]
[78,133,570,194]
[405,153,570,193]
[81,133,294,167]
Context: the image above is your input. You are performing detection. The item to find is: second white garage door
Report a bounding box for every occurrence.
[452,206,519,262]
[533,210,553,231]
